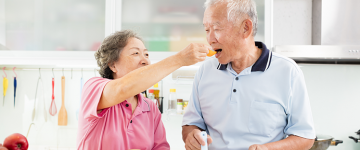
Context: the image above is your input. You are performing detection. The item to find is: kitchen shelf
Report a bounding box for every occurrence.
[0,51,204,69]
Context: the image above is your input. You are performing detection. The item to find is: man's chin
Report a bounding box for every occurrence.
[217,58,229,65]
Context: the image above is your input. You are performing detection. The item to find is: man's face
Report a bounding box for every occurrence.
[203,2,245,64]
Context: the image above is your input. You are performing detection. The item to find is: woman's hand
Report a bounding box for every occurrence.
[176,43,210,66]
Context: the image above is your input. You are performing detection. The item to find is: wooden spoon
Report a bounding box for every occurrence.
[58,76,67,126]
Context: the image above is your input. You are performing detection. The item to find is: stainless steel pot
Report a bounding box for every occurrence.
[309,134,343,150]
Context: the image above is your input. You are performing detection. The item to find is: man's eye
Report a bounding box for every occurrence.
[145,54,149,56]
[133,52,139,55]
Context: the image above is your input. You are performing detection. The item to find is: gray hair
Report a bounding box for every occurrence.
[94,30,142,79]
[204,0,258,36]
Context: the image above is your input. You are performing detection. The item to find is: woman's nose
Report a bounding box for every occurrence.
[140,54,150,65]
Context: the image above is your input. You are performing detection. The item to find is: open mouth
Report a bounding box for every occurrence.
[214,49,222,58]
[215,49,222,53]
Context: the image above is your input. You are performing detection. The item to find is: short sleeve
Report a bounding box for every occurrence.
[81,77,111,120]
[182,65,207,130]
[284,67,316,139]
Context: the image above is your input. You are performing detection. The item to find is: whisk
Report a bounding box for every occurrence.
[49,69,57,116]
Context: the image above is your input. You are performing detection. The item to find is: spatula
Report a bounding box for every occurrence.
[58,76,67,126]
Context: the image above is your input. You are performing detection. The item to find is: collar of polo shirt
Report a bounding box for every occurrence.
[216,41,272,72]
[137,93,151,112]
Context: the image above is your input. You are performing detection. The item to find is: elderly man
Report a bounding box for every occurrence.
[181,0,316,150]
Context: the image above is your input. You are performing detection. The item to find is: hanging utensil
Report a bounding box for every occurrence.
[33,68,47,122]
[76,69,84,120]
[3,67,8,106]
[32,69,41,121]
[58,69,67,126]
[49,68,57,116]
[13,67,17,108]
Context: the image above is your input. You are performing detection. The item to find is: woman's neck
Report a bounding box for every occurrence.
[128,95,138,114]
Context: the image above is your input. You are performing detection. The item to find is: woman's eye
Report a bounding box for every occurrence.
[133,52,139,55]
[145,54,149,57]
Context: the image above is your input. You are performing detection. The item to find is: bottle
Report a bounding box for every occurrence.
[168,89,177,115]
[183,100,189,111]
[177,99,183,114]
[148,89,157,106]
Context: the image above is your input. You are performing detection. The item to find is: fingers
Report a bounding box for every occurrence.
[198,46,209,54]
[188,139,201,150]
[207,135,213,145]
[249,144,258,150]
[185,129,203,150]
[185,144,199,150]
[194,131,206,146]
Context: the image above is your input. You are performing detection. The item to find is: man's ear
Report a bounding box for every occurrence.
[241,18,253,39]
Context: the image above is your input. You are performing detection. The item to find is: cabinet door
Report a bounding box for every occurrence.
[0,0,105,51]
[121,0,268,52]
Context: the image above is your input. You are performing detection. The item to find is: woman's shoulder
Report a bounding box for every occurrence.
[84,77,111,88]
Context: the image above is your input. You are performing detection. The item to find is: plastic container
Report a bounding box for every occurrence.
[177,99,183,114]
[168,89,177,115]
[148,89,157,105]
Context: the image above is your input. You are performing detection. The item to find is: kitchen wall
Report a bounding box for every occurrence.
[301,64,360,150]
[0,0,5,45]
[273,0,312,45]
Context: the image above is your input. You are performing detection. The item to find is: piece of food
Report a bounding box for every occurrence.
[207,49,217,57]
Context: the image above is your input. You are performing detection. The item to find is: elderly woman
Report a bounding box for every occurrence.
[76,30,208,150]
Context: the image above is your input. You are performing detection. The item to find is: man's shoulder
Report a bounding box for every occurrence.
[271,52,302,72]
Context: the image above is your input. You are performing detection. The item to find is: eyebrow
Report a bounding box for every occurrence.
[203,21,221,27]
[129,47,148,51]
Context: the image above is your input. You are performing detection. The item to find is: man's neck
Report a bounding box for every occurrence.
[231,45,262,74]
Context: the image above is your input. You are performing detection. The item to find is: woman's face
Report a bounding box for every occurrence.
[110,37,151,79]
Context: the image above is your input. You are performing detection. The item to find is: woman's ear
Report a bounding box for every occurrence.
[108,62,117,73]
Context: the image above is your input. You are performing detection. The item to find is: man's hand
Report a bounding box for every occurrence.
[184,129,213,150]
[249,144,269,150]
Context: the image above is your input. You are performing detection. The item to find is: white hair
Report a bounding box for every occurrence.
[204,0,258,36]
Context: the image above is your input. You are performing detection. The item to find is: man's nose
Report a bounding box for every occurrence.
[207,30,217,44]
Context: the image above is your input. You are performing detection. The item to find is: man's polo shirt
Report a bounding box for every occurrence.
[182,42,315,150]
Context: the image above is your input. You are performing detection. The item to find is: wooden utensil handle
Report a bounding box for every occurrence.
[61,76,65,105]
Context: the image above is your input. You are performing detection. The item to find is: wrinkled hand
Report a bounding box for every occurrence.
[185,129,213,150]
[176,43,210,66]
[249,144,268,150]
[0,144,8,150]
